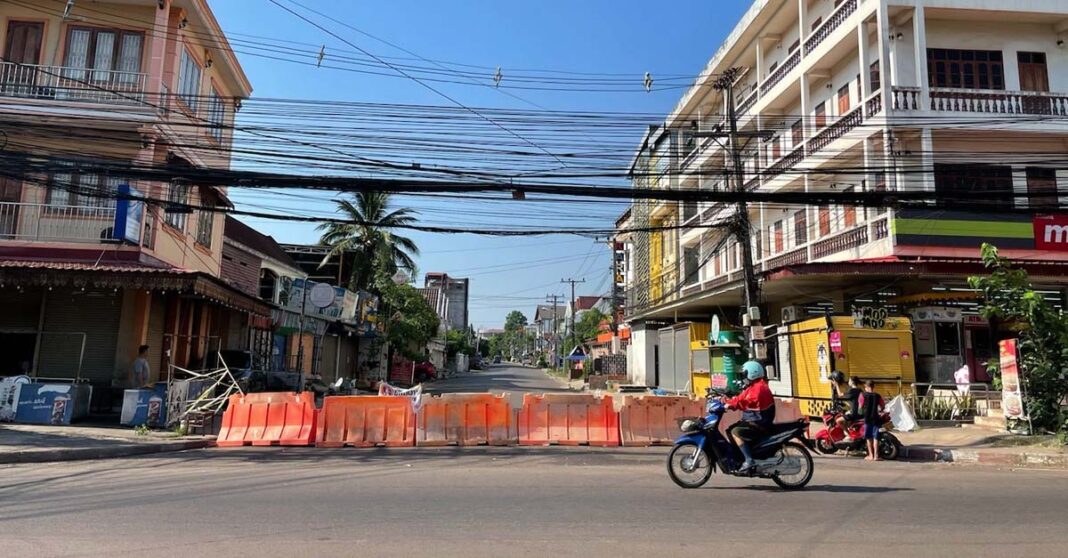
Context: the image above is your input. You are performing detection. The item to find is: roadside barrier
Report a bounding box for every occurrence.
[417,393,514,446]
[217,392,317,447]
[317,395,416,448]
[618,395,704,446]
[517,393,620,446]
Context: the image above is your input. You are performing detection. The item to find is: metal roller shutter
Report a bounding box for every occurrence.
[38,289,121,382]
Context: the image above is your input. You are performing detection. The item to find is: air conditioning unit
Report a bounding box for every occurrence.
[781,305,802,324]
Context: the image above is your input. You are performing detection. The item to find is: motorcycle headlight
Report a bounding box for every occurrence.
[679,419,699,433]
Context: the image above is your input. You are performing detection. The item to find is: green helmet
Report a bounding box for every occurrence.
[742,360,765,381]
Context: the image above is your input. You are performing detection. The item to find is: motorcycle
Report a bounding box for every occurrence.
[812,405,902,460]
[667,389,814,490]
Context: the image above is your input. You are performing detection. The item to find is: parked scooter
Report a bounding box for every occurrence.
[812,405,902,460]
[667,389,814,490]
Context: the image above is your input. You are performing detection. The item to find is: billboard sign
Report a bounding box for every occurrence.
[999,339,1027,420]
[113,183,144,244]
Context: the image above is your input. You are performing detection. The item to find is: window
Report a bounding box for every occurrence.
[207,87,226,142]
[63,27,143,85]
[818,206,831,237]
[934,164,1014,204]
[792,119,803,146]
[1026,167,1058,209]
[177,48,202,112]
[794,210,808,245]
[773,221,784,253]
[869,60,881,92]
[789,38,800,53]
[770,135,781,160]
[196,205,214,247]
[683,247,699,285]
[164,182,189,230]
[837,85,850,115]
[843,186,857,227]
[1018,52,1049,93]
[810,17,823,32]
[46,168,119,208]
[814,102,827,129]
[926,49,1004,90]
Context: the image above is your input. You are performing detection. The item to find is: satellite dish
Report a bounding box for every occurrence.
[309,282,336,308]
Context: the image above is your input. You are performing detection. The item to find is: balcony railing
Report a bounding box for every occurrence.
[0,62,147,106]
[872,217,889,240]
[767,144,805,177]
[763,247,808,270]
[865,91,883,118]
[760,49,800,96]
[929,87,1068,116]
[807,105,863,156]
[892,86,921,111]
[804,0,858,55]
[812,225,869,260]
[0,202,119,243]
[738,90,758,115]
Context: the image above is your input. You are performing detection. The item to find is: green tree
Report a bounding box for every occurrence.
[969,243,1068,436]
[446,329,474,358]
[504,310,528,331]
[317,191,420,291]
[378,281,440,361]
[571,308,609,348]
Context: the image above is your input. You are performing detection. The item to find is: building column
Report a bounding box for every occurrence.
[114,290,152,386]
[858,20,871,102]
[919,128,935,193]
[800,72,812,142]
[876,0,893,114]
[798,0,809,50]
[146,0,172,100]
[913,6,929,110]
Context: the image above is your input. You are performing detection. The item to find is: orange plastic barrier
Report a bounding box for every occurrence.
[517,393,620,446]
[618,395,704,447]
[217,392,317,447]
[316,395,416,448]
[417,393,514,446]
[717,398,805,435]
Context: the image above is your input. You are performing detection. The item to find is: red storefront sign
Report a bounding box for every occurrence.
[1033,215,1068,251]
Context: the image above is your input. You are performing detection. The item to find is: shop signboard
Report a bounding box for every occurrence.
[829,331,842,353]
[0,375,30,422]
[113,183,144,245]
[998,339,1026,420]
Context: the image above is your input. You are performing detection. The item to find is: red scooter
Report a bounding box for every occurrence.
[812,405,902,460]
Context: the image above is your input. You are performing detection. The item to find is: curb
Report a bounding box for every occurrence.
[903,446,1068,468]
[0,439,216,465]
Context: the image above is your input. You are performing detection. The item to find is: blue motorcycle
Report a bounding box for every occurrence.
[667,390,814,490]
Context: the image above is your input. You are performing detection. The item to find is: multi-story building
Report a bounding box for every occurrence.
[625,0,1068,387]
[424,272,469,331]
[0,1,263,391]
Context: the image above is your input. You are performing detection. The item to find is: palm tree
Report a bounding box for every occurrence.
[317,191,419,291]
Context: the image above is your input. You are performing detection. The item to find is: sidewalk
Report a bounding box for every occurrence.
[896,425,1068,468]
[0,423,215,465]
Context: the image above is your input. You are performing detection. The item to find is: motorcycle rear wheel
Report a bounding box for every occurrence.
[667,443,714,489]
[772,442,814,490]
[815,437,838,455]
[878,432,902,460]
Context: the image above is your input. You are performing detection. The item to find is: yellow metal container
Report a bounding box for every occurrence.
[788,316,915,416]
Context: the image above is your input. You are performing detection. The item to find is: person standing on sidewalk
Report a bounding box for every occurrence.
[132,345,151,388]
[859,380,885,461]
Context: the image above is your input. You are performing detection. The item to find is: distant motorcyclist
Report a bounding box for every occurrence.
[724,361,775,474]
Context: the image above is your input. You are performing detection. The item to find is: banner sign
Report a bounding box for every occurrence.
[0,375,30,422]
[378,381,424,413]
[389,355,415,386]
[998,339,1027,420]
[1033,215,1068,252]
[113,183,144,245]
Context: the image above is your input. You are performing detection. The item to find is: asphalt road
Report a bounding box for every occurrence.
[3,448,1067,558]
[427,362,568,394]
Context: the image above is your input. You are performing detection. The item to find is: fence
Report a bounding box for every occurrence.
[908,383,998,421]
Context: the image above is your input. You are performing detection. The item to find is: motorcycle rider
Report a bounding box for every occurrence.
[831,374,862,429]
[724,360,776,474]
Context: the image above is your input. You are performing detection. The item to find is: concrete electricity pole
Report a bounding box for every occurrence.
[545,294,562,366]
[693,67,770,356]
[560,278,585,349]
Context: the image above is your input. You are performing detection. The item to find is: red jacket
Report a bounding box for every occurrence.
[727,378,774,413]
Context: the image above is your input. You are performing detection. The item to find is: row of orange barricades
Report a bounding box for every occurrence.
[217,391,803,449]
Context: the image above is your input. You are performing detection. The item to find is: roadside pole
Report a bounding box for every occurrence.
[560,278,585,351]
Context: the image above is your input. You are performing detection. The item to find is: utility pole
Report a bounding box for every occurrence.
[545,294,561,367]
[560,278,585,350]
[694,67,767,356]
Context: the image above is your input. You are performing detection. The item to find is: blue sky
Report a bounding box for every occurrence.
[210,0,751,328]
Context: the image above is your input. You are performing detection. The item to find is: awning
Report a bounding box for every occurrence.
[0,260,271,318]
[889,291,980,305]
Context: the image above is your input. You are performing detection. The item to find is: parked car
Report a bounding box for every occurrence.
[218,350,301,393]
[492,355,502,364]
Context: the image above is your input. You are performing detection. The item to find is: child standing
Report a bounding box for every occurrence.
[859,380,885,461]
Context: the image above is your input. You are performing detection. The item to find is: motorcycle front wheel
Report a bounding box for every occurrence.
[815,437,839,455]
[772,442,814,490]
[667,443,713,489]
